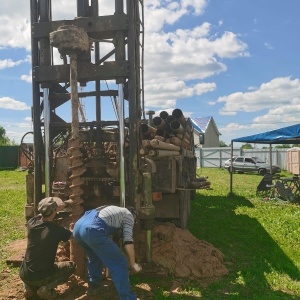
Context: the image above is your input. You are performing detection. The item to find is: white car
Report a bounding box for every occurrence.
[224,156,281,176]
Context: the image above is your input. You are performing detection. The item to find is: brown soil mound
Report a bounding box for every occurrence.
[150,223,228,279]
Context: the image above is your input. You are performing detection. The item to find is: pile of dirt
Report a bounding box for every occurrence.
[137,222,228,280]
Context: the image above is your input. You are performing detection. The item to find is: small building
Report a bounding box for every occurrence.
[190,116,221,148]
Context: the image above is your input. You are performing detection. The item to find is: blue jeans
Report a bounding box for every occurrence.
[73,209,137,300]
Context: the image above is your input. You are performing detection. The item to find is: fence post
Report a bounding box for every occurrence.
[200,147,203,168]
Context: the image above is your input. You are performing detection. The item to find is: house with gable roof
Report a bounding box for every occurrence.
[190,116,221,148]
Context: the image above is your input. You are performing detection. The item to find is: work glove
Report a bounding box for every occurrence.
[131,263,142,274]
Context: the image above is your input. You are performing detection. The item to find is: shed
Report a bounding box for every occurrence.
[191,116,221,148]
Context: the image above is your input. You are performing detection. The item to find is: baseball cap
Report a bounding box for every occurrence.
[37,197,66,216]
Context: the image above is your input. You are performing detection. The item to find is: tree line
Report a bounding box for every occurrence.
[0,125,16,146]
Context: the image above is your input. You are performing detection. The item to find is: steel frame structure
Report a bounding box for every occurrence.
[29,0,144,211]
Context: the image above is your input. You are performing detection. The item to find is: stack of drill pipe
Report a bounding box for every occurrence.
[140,148,148,155]
[152,116,166,129]
[170,120,190,140]
[155,128,165,138]
[140,138,181,157]
[141,123,156,139]
[172,108,193,136]
[148,139,180,157]
[160,110,169,120]
[176,133,190,145]
[170,136,189,148]
[148,149,180,157]
[142,139,151,148]
[150,138,180,151]
[165,124,173,134]
[140,139,151,155]
[172,108,187,127]
[176,129,191,140]
[170,120,191,149]
[166,115,175,124]
[154,135,165,142]
[140,108,195,155]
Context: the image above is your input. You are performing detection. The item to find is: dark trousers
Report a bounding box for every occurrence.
[22,261,76,291]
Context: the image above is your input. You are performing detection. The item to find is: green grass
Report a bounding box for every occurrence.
[1,168,300,299]
[0,170,26,272]
[187,168,300,299]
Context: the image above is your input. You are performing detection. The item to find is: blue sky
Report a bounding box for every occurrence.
[1,0,300,145]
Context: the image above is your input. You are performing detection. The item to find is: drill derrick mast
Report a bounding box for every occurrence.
[28,0,145,272]
[26,0,207,270]
[29,0,143,208]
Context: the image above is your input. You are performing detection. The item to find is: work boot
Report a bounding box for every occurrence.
[23,283,37,299]
[86,282,102,296]
[37,286,58,300]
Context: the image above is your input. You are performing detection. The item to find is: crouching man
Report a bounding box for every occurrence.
[19,197,76,300]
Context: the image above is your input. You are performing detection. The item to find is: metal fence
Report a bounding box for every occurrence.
[0,146,19,169]
[0,145,291,171]
[195,147,289,170]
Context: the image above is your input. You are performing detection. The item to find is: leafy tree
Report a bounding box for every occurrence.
[241,143,253,149]
[0,125,14,146]
[274,144,291,148]
[219,140,228,147]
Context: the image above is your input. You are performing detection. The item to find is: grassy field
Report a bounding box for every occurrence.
[1,168,300,299]
[0,170,26,272]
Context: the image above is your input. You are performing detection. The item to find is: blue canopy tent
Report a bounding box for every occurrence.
[232,123,300,145]
[229,124,300,193]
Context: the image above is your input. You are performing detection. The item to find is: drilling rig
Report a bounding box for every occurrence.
[24,0,209,272]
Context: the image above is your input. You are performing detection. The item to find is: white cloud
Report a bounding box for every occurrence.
[0,16,31,51]
[252,100,300,124]
[0,59,23,70]
[144,22,248,108]
[194,82,216,95]
[0,97,30,110]
[218,77,300,141]
[264,42,274,50]
[248,86,257,91]
[220,122,275,142]
[0,55,31,70]
[0,1,115,51]
[212,32,250,58]
[21,70,32,83]
[145,80,195,108]
[145,0,207,32]
[181,0,207,15]
[217,77,300,115]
